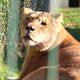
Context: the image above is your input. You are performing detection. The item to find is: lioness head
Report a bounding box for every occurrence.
[20,8,63,51]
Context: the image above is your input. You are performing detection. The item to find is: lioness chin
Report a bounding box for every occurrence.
[18,8,80,80]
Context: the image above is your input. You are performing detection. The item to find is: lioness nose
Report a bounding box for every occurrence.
[26,25,35,31]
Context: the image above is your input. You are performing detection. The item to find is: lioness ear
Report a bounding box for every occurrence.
[52,14,64,23]
[51,14,63,33]
[20,7,33,25]
[23,7,33,14]
[20,7,33,22]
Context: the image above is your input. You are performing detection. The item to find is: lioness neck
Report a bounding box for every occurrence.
[27,27,71,57]
[43,27,72,51]
[52,27,71,48]
[27,26,79,58]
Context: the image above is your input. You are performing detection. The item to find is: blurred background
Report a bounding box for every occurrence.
[0,0,80,80]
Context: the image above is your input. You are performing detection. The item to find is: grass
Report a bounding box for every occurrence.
[61,8,80,28]
[0,53,7,80]
[0,52,19,80]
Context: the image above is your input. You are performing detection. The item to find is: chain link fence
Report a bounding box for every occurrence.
[0,0,49,79]
[0,0,50,60]
[0,1,7,54]
[0,0,49,61]
[0,0,33,56]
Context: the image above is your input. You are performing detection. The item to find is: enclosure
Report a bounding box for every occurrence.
[0,0,80,80]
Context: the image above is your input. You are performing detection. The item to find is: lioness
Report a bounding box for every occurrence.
[18,8,80,80]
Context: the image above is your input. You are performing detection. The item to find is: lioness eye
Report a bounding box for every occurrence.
[26,17,30,21]
[41,21,47,26]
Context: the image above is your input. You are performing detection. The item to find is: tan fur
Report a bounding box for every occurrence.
[18,8,80,80]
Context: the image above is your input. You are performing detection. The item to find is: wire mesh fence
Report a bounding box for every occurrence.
[0,4,7,55]
[0,0,38,79]
[0,1,8,79]
[0,0,33,58]
[0,0,50,79]
[0,0,80,80]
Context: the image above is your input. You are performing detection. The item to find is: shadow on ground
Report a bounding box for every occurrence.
[66,28,80,41]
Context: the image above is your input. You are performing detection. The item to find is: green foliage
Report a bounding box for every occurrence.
[61,8,80,28]
[0,53,7,80]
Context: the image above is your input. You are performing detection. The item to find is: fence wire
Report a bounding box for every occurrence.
[0,0,34,55]
[0,0,50,60]
[0,2,7,54]
[0,0,49,79]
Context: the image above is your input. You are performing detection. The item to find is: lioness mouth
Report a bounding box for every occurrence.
[24,35,37,43]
